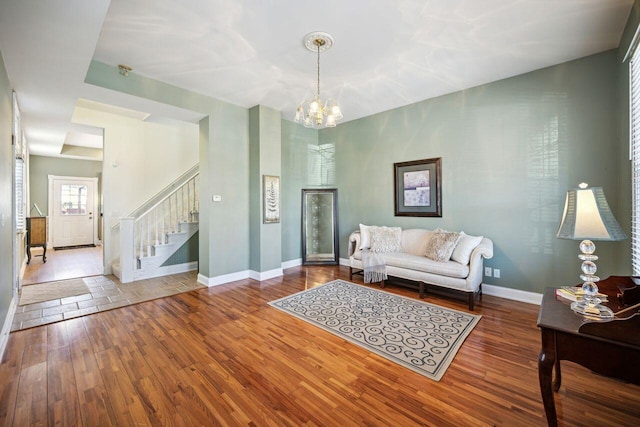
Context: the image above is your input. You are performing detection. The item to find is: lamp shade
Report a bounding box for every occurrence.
[557,185,627,241]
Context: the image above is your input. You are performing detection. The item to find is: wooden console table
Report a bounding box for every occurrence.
[26,216,47,264]
[537,276,640,426]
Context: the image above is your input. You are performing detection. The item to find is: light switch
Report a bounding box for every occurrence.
[212,195,222,202]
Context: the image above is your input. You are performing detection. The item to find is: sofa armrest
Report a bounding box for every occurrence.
[465,237,494,290]
[348,231,361,257]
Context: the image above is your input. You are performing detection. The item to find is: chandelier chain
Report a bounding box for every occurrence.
[317,43,321,99]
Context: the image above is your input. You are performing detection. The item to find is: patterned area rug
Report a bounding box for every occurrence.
[19,278,90,306]
[269,279,481,381]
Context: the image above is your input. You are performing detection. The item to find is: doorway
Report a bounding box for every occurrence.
[48,175,99,248]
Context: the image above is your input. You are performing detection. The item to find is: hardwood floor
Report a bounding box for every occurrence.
[1,265,639,426]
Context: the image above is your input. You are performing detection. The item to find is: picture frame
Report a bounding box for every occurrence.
[394,157,442,217]
[263,175,280,223]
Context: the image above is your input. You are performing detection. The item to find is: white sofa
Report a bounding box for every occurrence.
[348,228,493,310]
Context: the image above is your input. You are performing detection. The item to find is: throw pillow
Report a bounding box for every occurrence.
[359,224,372,249]
[370,226,402,253]
[425,229,461,262]
[451,232,484,265]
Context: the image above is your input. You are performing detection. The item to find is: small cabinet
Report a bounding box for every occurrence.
[26,216,47,264]
[302,189,339,265]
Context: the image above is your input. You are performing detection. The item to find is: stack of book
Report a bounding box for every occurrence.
[555,286,608,302]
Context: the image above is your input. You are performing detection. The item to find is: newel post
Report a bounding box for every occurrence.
[119,217,135,283]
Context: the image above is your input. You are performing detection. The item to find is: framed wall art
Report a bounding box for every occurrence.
[394,157,442,217]
[263,175,280,223]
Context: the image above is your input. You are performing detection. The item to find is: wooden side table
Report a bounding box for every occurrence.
[537,276,640,426]
[26,216,47,264]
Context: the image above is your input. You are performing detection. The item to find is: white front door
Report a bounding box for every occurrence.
[50,176,97,248]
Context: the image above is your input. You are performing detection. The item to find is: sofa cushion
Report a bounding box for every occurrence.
[425,230,461,262]
[383,252,469,279]
[451,231,484,265]
[359,224,371,249]
[370,226,402,253]
[401,229,432,256]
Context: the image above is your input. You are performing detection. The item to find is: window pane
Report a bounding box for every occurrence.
[60,184,87,215]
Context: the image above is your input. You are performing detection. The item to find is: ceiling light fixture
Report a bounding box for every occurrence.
[118,64,132,76]
[294,32,343,128]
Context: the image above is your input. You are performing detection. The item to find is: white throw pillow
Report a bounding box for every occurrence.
[451,231,483,265]
[370,226,402,253]
[359,224,371,249]
[424,229,461,262]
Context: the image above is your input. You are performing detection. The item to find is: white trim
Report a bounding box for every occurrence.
[282,258,302,269]
[199,270,251,287]
[249,268,283,281]
[623,23,640,63]
[483,283,542,305]
[0,297,18,361]
[135,261,198,281]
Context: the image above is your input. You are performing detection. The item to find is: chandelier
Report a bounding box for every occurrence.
[294,32,343,128]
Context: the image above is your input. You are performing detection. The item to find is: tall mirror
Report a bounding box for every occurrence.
[302,189,339,265]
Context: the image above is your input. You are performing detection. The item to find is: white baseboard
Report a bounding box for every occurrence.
[199,270,251,287]
[339,257,350,266]
[249,268,283,281]
[0,296,18,361]
[282,258,302,269]
[483,283,542,305]
[138,261,198,281]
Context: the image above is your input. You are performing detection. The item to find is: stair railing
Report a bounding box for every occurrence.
[119,172,199,283]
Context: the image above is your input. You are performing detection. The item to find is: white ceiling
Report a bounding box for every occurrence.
[0,0,634,159]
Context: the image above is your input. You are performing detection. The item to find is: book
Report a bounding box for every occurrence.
[556,286,608,302]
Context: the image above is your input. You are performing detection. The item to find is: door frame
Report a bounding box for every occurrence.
[47,175,99,248]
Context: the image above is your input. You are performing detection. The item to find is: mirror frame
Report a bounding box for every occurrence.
[301,188,339,265]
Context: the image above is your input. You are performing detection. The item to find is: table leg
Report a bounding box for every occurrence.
[26,245,31,265]
[42,244,47,263]
[553,358,561,392]
[539,330,558,427]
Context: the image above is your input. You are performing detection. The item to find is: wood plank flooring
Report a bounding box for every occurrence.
[1,265,639,426]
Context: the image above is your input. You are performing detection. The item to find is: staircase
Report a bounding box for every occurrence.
[112,167,199,283]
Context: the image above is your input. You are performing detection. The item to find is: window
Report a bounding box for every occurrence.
[13,92,26,232]
[631,45,640,274]
[60,184,88,215]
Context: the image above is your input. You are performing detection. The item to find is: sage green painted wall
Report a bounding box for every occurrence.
[29,155,102,217]
[0,50,14,335]
[249,106,282,272]
[327,50,624,293]
[281,120,319,261]
[86,61,249,279]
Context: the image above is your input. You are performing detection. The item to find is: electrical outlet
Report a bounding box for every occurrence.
[494,269,501,278]
[484,267,492,277]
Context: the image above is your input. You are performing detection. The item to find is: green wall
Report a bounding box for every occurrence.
[29,155,102,215]
[281,120,321,262]
[321,50,626,293]
[0,50,14,334]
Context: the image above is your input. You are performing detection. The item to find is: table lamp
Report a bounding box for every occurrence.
[557,183,627,318]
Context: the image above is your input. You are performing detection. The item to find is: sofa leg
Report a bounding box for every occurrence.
[380,279,385,288]
[349,267,353,279]
[468,292,475,311]
[419,283,425,299]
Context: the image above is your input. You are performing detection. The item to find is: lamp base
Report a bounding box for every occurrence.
[570,300,614,319]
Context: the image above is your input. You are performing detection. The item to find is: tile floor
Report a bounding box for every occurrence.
[13,271,205,332]
[15,246,205,332]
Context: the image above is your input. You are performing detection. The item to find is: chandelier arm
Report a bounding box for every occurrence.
[317,44,321,99]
